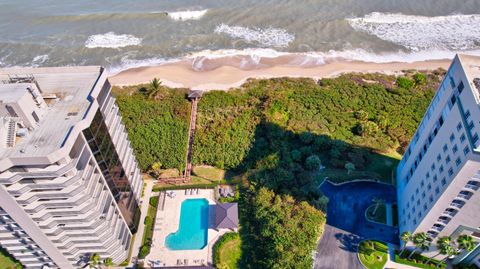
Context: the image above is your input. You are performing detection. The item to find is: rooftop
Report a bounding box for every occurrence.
[458,54,480,95]
[215,202,238,230]
[0,66,104,160]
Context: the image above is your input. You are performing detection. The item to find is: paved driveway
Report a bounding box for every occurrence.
[314,181,399,269]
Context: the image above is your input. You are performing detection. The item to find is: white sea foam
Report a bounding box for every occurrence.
[108,56,180,75]
[214,24,295,48]
[31,54,49,67]
[85,32,142,49]
[167,9,208,21]
[348,13,480,51]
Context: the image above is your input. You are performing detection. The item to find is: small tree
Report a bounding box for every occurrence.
[151,161,162,178]
[399,231,412,257]
[305,155,321,171]
[408,232,430,259]
[344,162,355,175]
[89,253,100,268]
[103,258,113,268]
[354,110,369,122]
[291,149,302,162]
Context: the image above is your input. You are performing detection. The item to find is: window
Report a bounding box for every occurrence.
[437,154,441,161]
[411,195,414,202]
[412,206,416,213]
[450,133,455,142]
[416,199,420,205]
[446,155,451,164]
[453,144,458,154]
[439,165,444,173]
[464,146,470,156]
[448,168,454,176]
[467,121,474,131]
[421,180,425,187]
[443,144,448,152]
[431,164,435,171]
[435,187,440,194]
[457,123,463,131]
[442,177,447,185]
[429,195,434,202]
[433,175,438,182]
[427,183,432,190]
[416,188,419,194]
[455,157,461,166]
[426,172,430,178]
[422,191,426,198]
[473,133,479,144]
[423,204,427,210]
[465,110,471,120]
[458,81,464,93]
[31,111,40,122]
[460,133,466,143]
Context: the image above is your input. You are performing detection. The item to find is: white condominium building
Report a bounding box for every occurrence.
[0,66,143,268]
[397,54,480,266]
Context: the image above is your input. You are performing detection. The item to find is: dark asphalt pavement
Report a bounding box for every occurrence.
[314,181,399,269]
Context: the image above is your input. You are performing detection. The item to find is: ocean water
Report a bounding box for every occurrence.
[0,0,479,73]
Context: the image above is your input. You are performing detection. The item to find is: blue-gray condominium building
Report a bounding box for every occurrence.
[397,54,480,266]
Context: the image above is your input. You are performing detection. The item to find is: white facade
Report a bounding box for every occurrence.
[0,67,143,268]
[397,55,480,261]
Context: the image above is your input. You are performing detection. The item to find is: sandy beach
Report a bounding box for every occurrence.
[109,58,451,91]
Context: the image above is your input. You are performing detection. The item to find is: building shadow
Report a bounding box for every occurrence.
[217,120,400,268]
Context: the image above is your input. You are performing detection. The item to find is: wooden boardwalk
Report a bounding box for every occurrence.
[157,92,201,184]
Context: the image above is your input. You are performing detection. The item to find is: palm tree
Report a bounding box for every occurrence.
[436,236,455,268]
[103,257,113,269]
[89,253,100,268]
[408,232,430,259]
[426,236,450,264]
[399,231,412,257]
[457,234,476,253]
[148,77,162,99]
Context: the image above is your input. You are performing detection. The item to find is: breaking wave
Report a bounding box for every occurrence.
[214,24,295,48]
[167,9,208,21]
[85,32,142,49]
[348,13,480,51]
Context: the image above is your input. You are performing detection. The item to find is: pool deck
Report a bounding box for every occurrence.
[146,189,228,268]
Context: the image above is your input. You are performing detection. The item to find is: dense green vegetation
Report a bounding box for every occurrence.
[113,85,190,172]
[241,187,325,269]
[139,196,159,259]
[394,251,445,269]
[358,240,388,269]
[115,71,443,269]
[193,73,442,185]
[213,232,242,269]
[0,247,21,269]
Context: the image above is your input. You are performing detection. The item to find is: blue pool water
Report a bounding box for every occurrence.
[165,198,209,250]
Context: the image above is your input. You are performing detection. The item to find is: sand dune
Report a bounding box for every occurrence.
[109,58,450,90]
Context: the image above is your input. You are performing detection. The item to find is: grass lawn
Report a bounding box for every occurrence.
[214,233,241,269]
[358,240,388,269]
[157,168,181,178]
[365,204,387,224]
[0,247,21,269]
[192,166,225,181]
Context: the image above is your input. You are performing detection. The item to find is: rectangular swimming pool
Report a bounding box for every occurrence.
[165,198,209,250]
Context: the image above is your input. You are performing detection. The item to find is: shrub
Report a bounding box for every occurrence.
[396,76,415,90]
[413,73,427,85]
[305,155,321,171]
[212,232,240,267]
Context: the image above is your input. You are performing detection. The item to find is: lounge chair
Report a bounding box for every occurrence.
[184,259,188,265]
[177,259,182,265]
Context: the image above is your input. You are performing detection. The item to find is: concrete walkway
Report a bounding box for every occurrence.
[129,179,154,267]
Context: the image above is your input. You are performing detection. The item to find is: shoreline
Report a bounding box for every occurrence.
[109,58,451,91]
